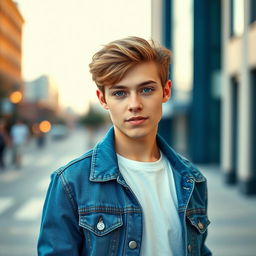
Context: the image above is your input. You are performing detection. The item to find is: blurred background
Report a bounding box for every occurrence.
[0,0,255,255]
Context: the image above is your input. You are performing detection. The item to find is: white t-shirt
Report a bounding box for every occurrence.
[117,152,183,256]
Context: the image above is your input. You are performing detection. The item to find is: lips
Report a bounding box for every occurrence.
[127,116,147,121]
[126,116,148,125]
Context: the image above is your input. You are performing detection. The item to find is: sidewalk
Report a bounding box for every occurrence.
[199,165,256,256]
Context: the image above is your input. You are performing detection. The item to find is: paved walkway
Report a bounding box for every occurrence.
[199,165,256,256]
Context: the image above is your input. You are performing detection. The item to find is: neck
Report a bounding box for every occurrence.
[114,128,160,162]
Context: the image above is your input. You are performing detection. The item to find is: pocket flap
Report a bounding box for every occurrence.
[79,212,123,236]
[187,215,210,234]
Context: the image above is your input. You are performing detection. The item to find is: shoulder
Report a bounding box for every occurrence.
[42,149,94,212]
[157,133,206,182]
[175,152,207,182]
[52,149,93,185]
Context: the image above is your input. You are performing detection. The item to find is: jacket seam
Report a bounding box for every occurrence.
[79,207,142,215]
[58,172,77,214]
[90,144,98,179]
[186,208,207,216]
[56,151,93,176]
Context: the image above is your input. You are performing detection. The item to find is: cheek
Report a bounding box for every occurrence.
[108,107,121,122]
[150,100,163,112]
[152,103,163,120]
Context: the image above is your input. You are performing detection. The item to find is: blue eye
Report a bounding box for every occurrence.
[113,91,126,97]
[141,87,154,94]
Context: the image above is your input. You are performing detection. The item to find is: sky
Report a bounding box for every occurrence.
[15,0,151,114]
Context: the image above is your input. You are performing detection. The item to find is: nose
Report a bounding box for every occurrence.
[128,94,142,112]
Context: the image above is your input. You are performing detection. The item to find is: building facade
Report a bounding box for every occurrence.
[25,75,59,109]
[0,0,24,97]
[21,75,59,123]
[221,0,256,194]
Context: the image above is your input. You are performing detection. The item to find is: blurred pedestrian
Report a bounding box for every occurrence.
[0,119,10,170]
[10,119,29,169]
[36,132,46,148]
[33,123,46,149]
[38,37,211,255]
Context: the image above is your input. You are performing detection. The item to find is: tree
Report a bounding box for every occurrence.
[79,106,106,128]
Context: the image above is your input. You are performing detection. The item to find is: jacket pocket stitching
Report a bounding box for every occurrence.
[78,206,141,215]
[187,215,210,234]
[79,214,123,236]
[186,208,207,216]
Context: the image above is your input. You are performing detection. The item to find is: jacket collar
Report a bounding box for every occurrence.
[89,127,119,182]
[89,126,205,183]
[156,133,206,183]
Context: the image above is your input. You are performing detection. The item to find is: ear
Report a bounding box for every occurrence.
[162,80,171,103]
[96,89,109,110]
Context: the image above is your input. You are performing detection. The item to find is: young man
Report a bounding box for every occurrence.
[38,36,211,256]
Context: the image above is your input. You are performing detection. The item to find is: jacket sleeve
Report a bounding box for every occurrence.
[37,171,84,256]
[201,183,212,256]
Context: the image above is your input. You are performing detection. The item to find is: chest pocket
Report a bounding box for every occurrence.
[79,212,123,236]
[78,211,123,256]
[187,214,210,234]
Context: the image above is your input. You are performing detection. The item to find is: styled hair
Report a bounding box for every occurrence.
[89,36,171,91]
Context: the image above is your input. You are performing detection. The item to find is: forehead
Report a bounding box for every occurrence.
[106,61,161,90]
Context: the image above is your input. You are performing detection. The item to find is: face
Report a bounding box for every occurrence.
[97,61,171,141]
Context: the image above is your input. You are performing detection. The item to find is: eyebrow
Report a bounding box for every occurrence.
[109,80,157,90]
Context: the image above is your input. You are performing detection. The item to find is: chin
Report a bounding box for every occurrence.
[125,127,154,140]
[114,123,157,140]
[127,132,146,139]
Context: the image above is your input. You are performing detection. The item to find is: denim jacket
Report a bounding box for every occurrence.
[38,127,211,256]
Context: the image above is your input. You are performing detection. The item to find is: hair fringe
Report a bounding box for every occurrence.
[89,36,171,89]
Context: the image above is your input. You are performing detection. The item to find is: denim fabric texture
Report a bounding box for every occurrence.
[38,127,212,256]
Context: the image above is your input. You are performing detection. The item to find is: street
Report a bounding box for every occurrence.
[0,128,93,256]
[0,128,255,256]
[202,165,256,256]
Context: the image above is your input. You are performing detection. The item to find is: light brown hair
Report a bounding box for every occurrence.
[89,36,172,91]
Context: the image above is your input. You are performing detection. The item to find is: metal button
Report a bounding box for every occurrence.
[97,219,105,231]
[188,244,192,252]
[128,240,137,249]
[198,221,204,230]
